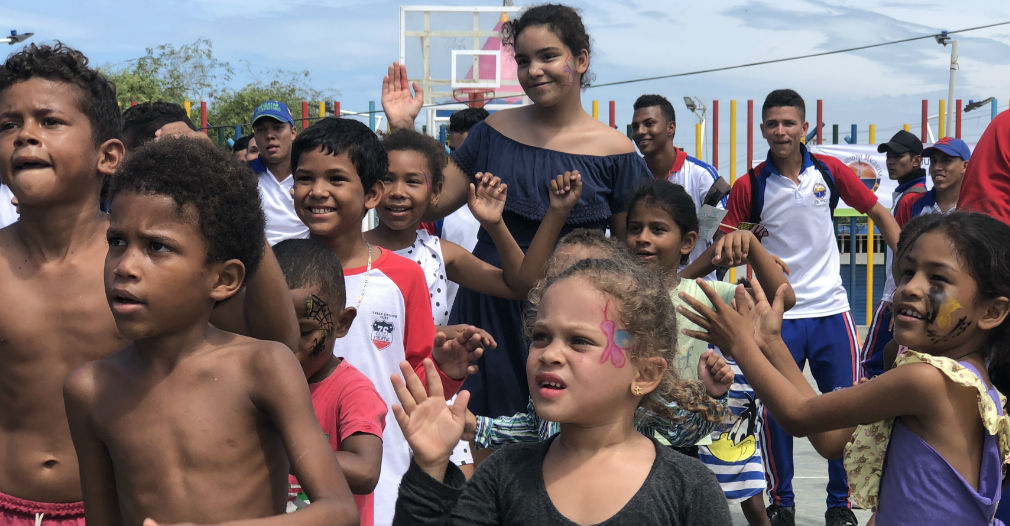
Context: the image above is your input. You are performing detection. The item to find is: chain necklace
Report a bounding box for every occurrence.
[355,243,373,309]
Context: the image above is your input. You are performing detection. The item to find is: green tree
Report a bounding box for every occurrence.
[103,40,338,144]
[102,39,232,107]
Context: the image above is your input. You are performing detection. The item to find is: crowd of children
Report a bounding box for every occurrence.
[0,3,1006,526]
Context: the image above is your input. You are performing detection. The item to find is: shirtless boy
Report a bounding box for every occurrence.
[63,137,358,525]
[0,43,300,526]
[0,43,126,526]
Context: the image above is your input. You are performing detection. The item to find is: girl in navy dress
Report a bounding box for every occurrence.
[382,4,651,417]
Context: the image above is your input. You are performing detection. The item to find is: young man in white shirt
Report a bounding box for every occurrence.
[251,100,307,244]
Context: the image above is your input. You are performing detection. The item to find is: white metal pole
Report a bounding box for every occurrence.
[946,40,958,138]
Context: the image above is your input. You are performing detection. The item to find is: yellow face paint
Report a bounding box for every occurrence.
[933,296,964,331]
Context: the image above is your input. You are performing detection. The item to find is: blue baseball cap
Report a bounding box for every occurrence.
[252,100,294,126]
[923,136,971,161]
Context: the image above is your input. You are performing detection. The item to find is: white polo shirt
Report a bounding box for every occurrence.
[253,159,308,245]
[720,147,878,319]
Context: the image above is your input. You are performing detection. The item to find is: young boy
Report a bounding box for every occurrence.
[289,117,481,525]
[252,100,307,244]
[718,89,900,526]
[274,238,387,526]
[631,93,727,275]
[0,43,126,526]
[898,136,969,220]
[63,137,357,526]
[859,130,927,379]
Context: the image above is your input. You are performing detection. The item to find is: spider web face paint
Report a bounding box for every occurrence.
[304,294,334,356]
[599,300,630,368]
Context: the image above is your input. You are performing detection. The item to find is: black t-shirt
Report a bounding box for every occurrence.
[394,436,731,526]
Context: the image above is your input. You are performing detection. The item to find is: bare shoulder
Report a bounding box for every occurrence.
[63,352,127,406]
[216,333,303,381]
[484,106,521,129]
[580,117,638,156]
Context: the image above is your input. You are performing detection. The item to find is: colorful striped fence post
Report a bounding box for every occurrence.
[921,100,928,142]
[184,101,191,120]
[955,99,962,138]
[609,100,616,128]
[816,99,823,144]
[592,100,599,120]
[369,101,375,131]
[729,100,737,284]
[746,99,754,281]
[234,125,241,139]
[695,123,702,158]
[334,101,341,118]
[712,100,719,170]
[301,102,309,131]
[938,99,946,137]
[200,102,207,133]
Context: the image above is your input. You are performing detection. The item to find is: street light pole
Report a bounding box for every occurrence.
[936,31,957,138]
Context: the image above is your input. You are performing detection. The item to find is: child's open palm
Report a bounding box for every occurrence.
[549,170,582,211]
[467,172,507,226]
[391,359,470,479]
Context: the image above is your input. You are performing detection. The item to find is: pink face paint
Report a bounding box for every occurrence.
[599,301,630,368]
[563,58,576,85]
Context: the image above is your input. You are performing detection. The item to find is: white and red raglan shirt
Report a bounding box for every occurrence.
[333,247,463,525]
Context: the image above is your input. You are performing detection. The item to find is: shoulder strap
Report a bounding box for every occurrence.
[809,153,839,215]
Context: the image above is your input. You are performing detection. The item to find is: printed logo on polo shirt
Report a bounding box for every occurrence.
[369,313,397,350]
[812,182,828,204]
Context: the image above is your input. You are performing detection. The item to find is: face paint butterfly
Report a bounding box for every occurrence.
[599,301,630,368]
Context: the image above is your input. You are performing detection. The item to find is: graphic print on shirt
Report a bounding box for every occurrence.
[369,313,397,350]
[707,394,759,463]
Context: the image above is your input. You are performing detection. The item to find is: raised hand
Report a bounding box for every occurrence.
[698,349,734,397]
[391,359,470,480]
[381,62,423,130]
[548,170,582,211]
[432,325,485,380]
[467,172,507,226]
[677,279,757,358]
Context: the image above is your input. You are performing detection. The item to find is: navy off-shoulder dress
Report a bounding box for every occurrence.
[448,121,651,417]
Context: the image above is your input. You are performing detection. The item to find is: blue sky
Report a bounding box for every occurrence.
[1,0,1006,173]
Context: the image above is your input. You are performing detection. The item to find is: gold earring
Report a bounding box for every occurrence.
[632,385,643,396]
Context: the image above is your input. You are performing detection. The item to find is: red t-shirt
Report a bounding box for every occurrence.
[957,110,1010,225]
[288,360,386,526]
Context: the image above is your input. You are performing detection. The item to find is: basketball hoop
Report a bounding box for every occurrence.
[452,88,496,109]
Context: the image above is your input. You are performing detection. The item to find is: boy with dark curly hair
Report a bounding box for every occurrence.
[0,43,299,526]
[63,137,358,526]
[0,42,126,526]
